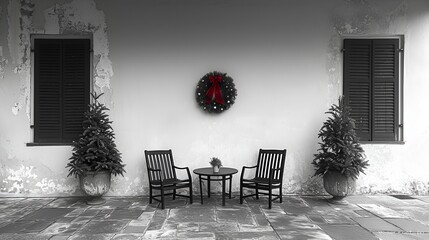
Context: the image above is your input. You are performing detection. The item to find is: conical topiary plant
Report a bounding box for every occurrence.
[312,96,369,180]
[67,92,125,178]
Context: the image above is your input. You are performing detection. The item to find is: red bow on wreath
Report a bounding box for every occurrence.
[206,75,225,105]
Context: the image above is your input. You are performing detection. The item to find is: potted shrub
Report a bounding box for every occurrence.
[209,157,222,173]
[312,96,369,204]
[66,92,125,205]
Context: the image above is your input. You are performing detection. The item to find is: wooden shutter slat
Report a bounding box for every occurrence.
[34,39,62,143]
[344,39,372,141]
[62,39,90,142]
[372,39,399,141]
[34,38,90,143]
[344,38,399,142]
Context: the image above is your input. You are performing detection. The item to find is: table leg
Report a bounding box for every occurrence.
[222,175,226,206]
[229,175,232,199]
[199,176,203,204]
[207,176,211,198]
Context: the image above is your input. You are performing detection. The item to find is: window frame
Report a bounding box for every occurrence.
[342,36,404,144]
[28,34,93,146]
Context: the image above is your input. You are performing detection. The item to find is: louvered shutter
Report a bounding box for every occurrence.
[372,39,399,141]
[344,39,399,142]
[34,39,63,143]
[62,39,90,142]
[344,39,372,141]
[34,39,90,143]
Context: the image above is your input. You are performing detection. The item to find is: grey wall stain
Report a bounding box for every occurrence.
[1,0,114,195]
[0,6,7,80]
[43,0,114,107]
[326,0,407,105]
[0,0,426,197]
[7,0,34,117]
[0,46,7,80]
[322,0,411,195]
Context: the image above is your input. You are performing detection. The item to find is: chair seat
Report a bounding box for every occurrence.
[151,178,190,188]
[242,177,281,187]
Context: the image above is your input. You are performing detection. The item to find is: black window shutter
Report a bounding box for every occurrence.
[62,39,90,142]
[34,39,90,143]
[371,39,399,141]
[344,39,372,141]
[34,39,63,143]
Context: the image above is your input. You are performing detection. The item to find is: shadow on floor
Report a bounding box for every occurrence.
[0,194,429,239]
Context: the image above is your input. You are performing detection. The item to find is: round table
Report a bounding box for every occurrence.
[193,167,238,206]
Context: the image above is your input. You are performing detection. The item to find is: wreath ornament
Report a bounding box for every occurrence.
[196,71,237,113]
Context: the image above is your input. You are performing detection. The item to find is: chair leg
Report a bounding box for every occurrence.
[149,187,153,204]
[268,187,272,209]
[161,188,165,209]
[207,176,211,198]
[229,176,232,199]
[279,187,283,203]
[240,183,243,204]
[255,185,259,200]
[189,185,193,204]
[173,188,176,200]
[199,177,203,204]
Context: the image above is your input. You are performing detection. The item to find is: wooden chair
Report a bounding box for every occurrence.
[240,149,286,209]
[145,150,193,209]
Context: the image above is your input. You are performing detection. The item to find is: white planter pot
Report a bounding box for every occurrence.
[323,170,356,204]
[79,170,111,205]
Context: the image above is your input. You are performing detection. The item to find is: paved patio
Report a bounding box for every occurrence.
[0,194,429,240]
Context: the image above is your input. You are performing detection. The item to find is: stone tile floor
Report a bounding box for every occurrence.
[0,195,429,239]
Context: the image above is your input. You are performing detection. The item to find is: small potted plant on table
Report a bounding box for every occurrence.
[66,92,125,205]
[209,157,222,173]
[312,96,369,204]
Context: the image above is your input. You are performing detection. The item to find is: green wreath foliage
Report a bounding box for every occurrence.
[196,71,237,113]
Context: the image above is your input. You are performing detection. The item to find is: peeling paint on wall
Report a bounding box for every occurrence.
[11,102,20,115]
[0,46,7,80]
[321,0,412,195]
[43,0,114,105]
[110,175,145,196]
[1,0,114,197]
[6,0,114,118]
[0,164,79,195]
[35,178,77,194]
[1,165,37,193]
[326,0,407,106]
[7,0,34,118]
[1,0,427,197]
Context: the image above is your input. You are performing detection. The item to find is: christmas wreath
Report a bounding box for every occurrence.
[196,71,237,113]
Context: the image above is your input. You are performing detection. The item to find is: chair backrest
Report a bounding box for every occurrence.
[145,150,177,182]
[255,149,287,181]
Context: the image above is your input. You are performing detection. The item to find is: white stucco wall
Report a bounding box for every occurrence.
[0,0,428,196]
